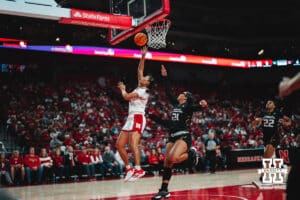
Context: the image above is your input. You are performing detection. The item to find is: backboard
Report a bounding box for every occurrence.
[109,0,170,45]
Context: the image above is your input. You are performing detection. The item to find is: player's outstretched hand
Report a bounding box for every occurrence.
[161,65,168,77]
[279,77,292,98]
[118,82,126,91]
[141,46,148,56]
[279,72,300,98]
[199,100,207,108]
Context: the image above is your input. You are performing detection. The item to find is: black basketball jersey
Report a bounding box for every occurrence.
[258,110,283,136]
[149,77,203,133]
[167,102,201,133]
[164,77,203,133]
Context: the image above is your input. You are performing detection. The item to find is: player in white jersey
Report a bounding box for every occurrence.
[116,46,152,182]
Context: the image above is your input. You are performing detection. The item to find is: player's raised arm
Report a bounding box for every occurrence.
[118,82,139,101]
[149,113,170,127]
[190,99,208,111]
[161,65,177,105]
[137,46,148,82]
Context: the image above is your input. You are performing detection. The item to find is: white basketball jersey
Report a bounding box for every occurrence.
[128,87,149,114]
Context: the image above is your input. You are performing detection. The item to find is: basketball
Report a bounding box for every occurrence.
[134,32,148,47]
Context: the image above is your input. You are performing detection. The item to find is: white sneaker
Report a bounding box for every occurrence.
[128,169,145,182]
[124,167,135,182]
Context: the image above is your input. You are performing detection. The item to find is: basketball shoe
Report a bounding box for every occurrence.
[128,168,145,182]
[124,167,135,182]
[188,146,199,166]
[151,189,171,200]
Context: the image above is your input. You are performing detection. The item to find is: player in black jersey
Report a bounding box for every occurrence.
[150,65,207,200]
[254,100,291,181]
[279,72,300,200]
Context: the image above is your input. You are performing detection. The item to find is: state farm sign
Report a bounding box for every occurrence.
[71,9,110,22]
[59,9,133,30]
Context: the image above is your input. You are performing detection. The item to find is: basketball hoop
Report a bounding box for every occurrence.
[145,19,171,49]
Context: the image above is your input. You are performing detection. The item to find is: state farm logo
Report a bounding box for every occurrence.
[71,9,110,22]
[258,158,288,184]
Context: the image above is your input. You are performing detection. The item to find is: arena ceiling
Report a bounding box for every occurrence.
[1,0,300,58]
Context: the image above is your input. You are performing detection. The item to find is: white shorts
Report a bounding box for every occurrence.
[122,113,146,134]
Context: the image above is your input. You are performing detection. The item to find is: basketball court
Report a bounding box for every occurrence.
[3,169,286,200]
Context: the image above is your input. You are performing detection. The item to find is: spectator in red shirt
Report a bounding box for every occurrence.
[63,134,74,147]
[77,148,94,178]
[148,149,159,175]
[9,150,25,184]
[24,147,43,184]
[0,153,13,185]
[39,148,53,182]
[52,148,64,181]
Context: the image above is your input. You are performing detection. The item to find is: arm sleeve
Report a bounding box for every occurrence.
[189,104,203,112]
[163,77,177,106]
[149,114,170,128]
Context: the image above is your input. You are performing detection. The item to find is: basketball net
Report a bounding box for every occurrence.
[145,19,171,49]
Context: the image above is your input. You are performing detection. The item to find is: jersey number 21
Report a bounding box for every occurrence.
[172,113,180,121]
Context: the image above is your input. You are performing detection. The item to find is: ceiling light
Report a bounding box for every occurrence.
[65,44,72,52]
[19,41,27,48]
[258,49,264,55]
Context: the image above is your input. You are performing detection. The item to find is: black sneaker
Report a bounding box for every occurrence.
[189,147,199,166]
[151,189,171,200]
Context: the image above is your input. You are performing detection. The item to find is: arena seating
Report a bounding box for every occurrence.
[0,75,299,185]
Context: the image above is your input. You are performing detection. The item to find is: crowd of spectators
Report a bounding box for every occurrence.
[0,75,299,186]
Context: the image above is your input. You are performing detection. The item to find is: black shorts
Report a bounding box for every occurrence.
[169,134,192,149]
[263,133,280,147]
